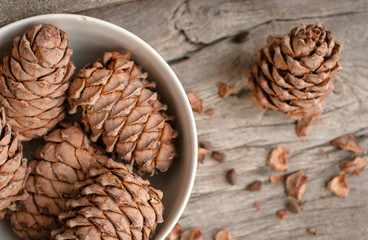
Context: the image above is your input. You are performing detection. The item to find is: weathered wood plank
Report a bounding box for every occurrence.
[0,0,133,27]
[172,10,368,240]
[174,0,368,44]
[77,0,198,62]
[1,0,368,239]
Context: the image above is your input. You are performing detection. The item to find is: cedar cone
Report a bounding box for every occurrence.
[0,23,75,141]
[0,107,29,219]
[68,51,178,175]
[51,155,164,240]
[9,123,103,240]
[248,23,343,136]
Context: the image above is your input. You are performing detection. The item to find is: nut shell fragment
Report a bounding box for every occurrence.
[226,169,237,185]
[308,228,317,235]
[211,151,226,163]
[181,227,202,240]
[232,31,250,44]
[285,171,309,200]
[205,108,215,116]
[198,146,208,164]
[286,198,303,214]
[199,141,213,152]
[270,175,284,183]
[198,141,213,164]
[246,181,264,191]
[214,228,232,240]
[331,134,363,154]
[296,112,321,137]
[217,83,232,98]
[267,147,289,172]
[252,202,261,212]
[327,171,349,198]
[340,157,367,176]
[187,92,204,114]
[166,223,182,240]
[277,210,291,220]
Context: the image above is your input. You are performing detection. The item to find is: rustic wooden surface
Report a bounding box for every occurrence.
[2,0,368,239]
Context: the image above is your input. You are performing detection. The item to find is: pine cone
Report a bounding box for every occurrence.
[0,23,75,141]
[68,51,178,175]
[0,107,29,219]
[248,23,343,136]
[51,155,164,240]
[9,124,102,240]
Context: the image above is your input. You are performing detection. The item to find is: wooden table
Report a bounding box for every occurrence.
[2,0,368,239]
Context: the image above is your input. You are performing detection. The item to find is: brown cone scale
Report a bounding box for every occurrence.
[9,124,104,240]
[248,23,343,136]
[0,24,75,141]
[68,51,178,175]
[0,107,29,219]
[51,155,164,240]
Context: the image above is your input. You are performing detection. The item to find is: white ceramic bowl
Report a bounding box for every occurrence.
[0,14,197,240]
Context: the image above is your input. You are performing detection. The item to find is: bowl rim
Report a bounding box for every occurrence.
[0,13,198,240]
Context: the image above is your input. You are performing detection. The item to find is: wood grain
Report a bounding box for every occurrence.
[77,0,197,62]
[1,0,368,239]
[175,0,368,44]
[0,0,133,26]
[173,10,368,239]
